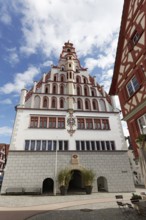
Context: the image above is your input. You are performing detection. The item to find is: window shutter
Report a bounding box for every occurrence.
[118,87,128,103]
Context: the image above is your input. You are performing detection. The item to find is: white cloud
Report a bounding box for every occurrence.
[6,48,19,66]
[0,126,12,136]
[0,66,40,94]
[11,0,123,58]
[41,60,53,67]
[0,99,12,105]
[0,2,12,25]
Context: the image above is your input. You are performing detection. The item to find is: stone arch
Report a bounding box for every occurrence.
[84,85,89,96]
[68,169,84,193]
[77,85,82,95]
[51,97,57,108]
[34,95,41,108]
[85,98,91,110]
[83,76,88,84]
[52,84,58,94]
[43,96,49,108]
[92,99,98,110]
[42,178,54,194]
[76,75,81,83]
[77,98,83,110]
[97,176,108,192]
[91,88,96,97]
[60,97,65,108]
[60,74,65,82]
[99,99,106,111]
[60,84,64,94]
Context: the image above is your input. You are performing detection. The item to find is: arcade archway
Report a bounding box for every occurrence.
[42,178,54,194]
[68,170,84,193]
[97,176,108,192]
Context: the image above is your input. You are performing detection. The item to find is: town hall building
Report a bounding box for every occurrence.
[1,42,134,194]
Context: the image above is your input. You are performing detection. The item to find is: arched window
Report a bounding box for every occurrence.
[60,85,64,94]
[100,99,106,111]
[76,66,79,72]
[34,95,40,108]
[43,97,48,108]
[45,87,48,94]
[83,77,88,84]
[85,99,90,110]
[76,76,81,83]
[61,66,64,71]
[84,86,89,96]
[54,75,57,81]
[52,97,57,108]
[60,98,64,108]
[70,72,72,78]
[52,84,57,94]
[92,99,98,110]
[67,48,71,52]
[77,99,82,109]
[60,75,65,82]
[77,85,82,96]
[91,89,96,97]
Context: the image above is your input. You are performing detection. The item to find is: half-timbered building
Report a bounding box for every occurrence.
[110,0,146,186]
[1,42,134,194]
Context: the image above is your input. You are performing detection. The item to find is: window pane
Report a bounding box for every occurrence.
[106,141,110,150]
[25,140,30,151]
[91,141,95,150]
[47,141,52,151]
[30,140,35,151]
[76,141,80,151]
[40,117,47,128]
[132,77,139,91]
[127,81,133,96]
[111,141,115,150]
[30,117,38,128]
[96,141,100,150]
[59,141,63,151]
[86,141,90,150]
[58,118,65,128]
[49,118,56,128]
[101,141,105,150]
[86,119,93,129]
[42,140,46,151]
[81,141,85,150]
[77,118,84,129]
[53,141,57,151]
[64,141,68,151]
[94,119,101,129]
[36,140,41,151]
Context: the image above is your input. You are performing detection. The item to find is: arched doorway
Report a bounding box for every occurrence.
[97,176,108,192]
[68,170,84,193]
[42,178,54,194]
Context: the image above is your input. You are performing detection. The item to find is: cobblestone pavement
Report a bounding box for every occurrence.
[0,188,145,220]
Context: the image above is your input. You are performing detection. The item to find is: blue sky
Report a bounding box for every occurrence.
[0,0,126,144]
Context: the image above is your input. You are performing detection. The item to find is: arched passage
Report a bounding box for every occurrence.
[42,178,54,194]
[68,170,84,193]
[97,176,108,192]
